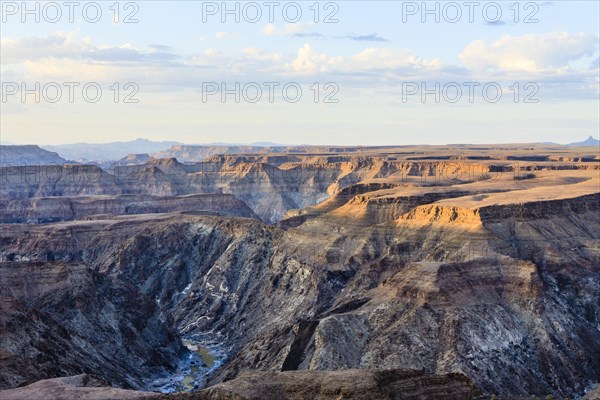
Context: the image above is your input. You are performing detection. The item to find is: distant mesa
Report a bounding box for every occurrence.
[0,145,70,166]
[111,153,154,168]
[249,141,287,147]
[152,145,268,162]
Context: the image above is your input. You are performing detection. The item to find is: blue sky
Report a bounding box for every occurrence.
[1,1,599,145]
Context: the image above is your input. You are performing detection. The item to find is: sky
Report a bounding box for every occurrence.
[1,0,599,145]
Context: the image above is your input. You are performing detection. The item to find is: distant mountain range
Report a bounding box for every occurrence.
[35,139,291,162]
[1,136,596,164]
[566,136,600,147]
[40,139,182,162]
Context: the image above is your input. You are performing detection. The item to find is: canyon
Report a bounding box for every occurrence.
[0,144,599,399]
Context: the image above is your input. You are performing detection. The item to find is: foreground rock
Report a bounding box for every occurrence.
[193,369,480,400]
[0,375,154,400]
[0,370,480,400]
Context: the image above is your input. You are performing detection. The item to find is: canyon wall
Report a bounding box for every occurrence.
[1,192,598,396]
[1,149,599,397]
[2,157,598,223]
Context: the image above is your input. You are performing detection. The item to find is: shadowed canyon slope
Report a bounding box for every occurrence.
[0,144,599,399]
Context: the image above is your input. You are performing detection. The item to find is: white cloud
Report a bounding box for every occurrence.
[215,31,239,40]
[185,48,230,67]
[1,31,181,84]
[261,23,315,36]
[1,31,179,67]
[1,31,90,64]
[21,58,113,81]
[460,32,599,73]
[352,48,441,70]
[3,30,597,99]
[284,44,343,75]
[281,45,443,78]
[262,23,277,36]
[242,48,283,63]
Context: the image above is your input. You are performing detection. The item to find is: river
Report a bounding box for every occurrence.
[146,334,227,393]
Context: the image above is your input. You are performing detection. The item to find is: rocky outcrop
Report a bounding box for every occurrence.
[396,193,600,227]
[582,384,600,400]
[478,192,600,222]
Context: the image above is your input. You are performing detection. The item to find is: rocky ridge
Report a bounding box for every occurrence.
[0,193,258,223]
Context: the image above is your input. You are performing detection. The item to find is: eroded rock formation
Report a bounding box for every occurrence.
[0,145,599,398]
